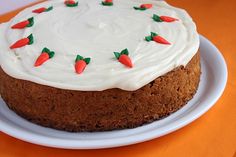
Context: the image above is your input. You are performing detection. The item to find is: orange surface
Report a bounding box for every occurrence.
[0,0,236,156]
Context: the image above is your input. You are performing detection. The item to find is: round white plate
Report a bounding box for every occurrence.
[0,35,227,149]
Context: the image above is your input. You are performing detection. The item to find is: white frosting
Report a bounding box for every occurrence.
[0,0,199,91]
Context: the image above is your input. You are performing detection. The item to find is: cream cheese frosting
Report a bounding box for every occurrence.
[0,0,199,91]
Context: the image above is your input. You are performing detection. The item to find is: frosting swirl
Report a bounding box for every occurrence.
[0,0,199,91]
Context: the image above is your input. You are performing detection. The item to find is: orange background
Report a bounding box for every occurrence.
[0,0,236,156]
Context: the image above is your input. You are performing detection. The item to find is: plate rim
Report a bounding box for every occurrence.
[0,35,228,149]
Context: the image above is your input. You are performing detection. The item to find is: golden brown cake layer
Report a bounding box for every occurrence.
[0,52,201,132]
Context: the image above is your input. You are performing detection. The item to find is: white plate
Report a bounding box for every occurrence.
[0,35,227,149]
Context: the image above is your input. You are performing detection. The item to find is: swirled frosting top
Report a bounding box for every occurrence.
[0,0,199,91]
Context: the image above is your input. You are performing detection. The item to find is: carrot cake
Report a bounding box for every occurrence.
[0,0,200,132]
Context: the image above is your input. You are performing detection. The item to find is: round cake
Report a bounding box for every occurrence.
[0,0,200,132]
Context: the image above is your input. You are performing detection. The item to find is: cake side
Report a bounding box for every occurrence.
[0,52,200,132]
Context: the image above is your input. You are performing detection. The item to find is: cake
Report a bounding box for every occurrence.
[0,0,200,132]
